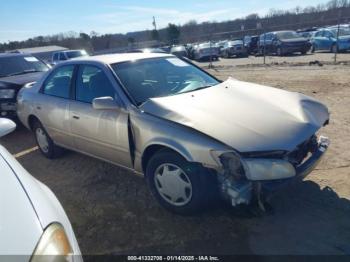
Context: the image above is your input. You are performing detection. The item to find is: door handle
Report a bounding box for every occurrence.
[72,115,80,120]
[36,105,41,110]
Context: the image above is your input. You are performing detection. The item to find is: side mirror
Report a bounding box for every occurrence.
[92,97,120,110]
[0,118,16,137]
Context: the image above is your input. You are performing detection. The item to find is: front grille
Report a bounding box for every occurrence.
[286,135,318,166]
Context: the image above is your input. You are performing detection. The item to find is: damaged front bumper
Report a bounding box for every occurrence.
[218,136,330,207]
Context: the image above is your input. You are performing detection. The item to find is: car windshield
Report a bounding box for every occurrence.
[330,28,350,36]
[111,57,219,105]
[66,50,87,59]
[0,55,49,78]
[276,31,300,39]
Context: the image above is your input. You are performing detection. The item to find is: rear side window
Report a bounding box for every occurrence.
[42,65,74,99]
[75,65,115,103]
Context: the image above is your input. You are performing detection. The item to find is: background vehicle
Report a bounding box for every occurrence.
[258,31,311,56]
[220,40,248,58]
[0,53,50,119]
[51,50,88,65]
[17,53,330,215]
[170,45,188,57]
[194,43,219,61]
[0,118,82,260]
[311,27,350,53]
[214,40,228,55]
[243,36,259,54]
[128,48,168,54]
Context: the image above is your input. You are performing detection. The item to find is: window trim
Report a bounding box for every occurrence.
[73,64,117,104]
[40,64,77,100]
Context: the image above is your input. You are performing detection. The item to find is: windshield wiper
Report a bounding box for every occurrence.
[180,85,214,94]
[7,69,44,77]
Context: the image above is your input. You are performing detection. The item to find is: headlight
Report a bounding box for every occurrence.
[243,158,296,181]
[31,223,73,261]
[0,89,15,99]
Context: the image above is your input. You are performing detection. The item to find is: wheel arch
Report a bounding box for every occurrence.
[28,115,40,131]
[141,142,193,175]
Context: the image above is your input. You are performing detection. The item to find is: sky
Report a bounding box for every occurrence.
[0,0,327,43]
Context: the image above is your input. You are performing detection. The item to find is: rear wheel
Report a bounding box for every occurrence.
[33,120,63,159]
[146,149,216,214]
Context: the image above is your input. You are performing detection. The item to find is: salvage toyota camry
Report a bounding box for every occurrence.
[17,53,330,214]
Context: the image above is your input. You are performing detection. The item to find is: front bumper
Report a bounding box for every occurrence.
[0,101,17,118]
[261,136,330,191]
[219,136,330,206]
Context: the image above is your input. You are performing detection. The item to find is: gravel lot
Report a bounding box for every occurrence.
[1,52,350,255]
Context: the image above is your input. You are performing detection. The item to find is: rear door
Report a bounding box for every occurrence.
[35,65,75,148]
[69,64,132,168]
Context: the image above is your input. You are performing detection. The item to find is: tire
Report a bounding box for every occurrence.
[146,149,216,215]
[33,120,63,159]
[311,45,316,53]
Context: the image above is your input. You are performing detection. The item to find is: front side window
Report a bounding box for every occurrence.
[111,57,219,105]
[42,65,74,99]
[59,53,67,61]
[75,65,115,103]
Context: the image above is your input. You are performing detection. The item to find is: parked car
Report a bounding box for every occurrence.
[51,50,88,65]
[297,27,318,39]
[0,53,50,119]
[220,40,248,58]
[0,118,82,260]
[258,31,311,56]
[214,40,228,54]
[17,53,330,214]
[170,45,188,57]
[311,27,350,53]
[243,36,259,54]
[194,43,219,61]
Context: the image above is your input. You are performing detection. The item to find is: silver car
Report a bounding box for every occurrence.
[17,53,330,214]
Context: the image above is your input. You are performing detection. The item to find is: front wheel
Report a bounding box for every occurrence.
[33,120,63,159]
[146,149,215,214]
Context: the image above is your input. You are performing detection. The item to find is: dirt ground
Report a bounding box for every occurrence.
[1,53,350,255]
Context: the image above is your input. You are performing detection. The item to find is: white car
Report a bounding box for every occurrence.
[0,118,82,260]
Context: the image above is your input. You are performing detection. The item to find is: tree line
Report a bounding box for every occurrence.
[1,0,350,53]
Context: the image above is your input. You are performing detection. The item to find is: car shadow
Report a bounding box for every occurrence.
[78,165,350,255]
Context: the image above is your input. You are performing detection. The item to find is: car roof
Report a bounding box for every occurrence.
[0,52,33,58]
[71,52,173,65]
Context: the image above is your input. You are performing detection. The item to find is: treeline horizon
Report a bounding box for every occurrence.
[1,0,350,53]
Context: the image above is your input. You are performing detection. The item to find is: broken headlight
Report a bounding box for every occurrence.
[210,151,245,179]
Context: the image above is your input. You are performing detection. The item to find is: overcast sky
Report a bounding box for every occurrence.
[0,0,327,43]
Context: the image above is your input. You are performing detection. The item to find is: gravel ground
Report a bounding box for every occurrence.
[1,53,350,255]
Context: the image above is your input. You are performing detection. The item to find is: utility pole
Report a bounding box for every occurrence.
[334,10,342,64]
[152,16,157,31]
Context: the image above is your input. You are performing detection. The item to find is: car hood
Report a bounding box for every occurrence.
[0,72,45,89]
[140,78,329,152]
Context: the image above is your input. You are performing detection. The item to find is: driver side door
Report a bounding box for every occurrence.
[69,64,132,168]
